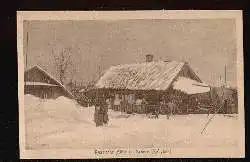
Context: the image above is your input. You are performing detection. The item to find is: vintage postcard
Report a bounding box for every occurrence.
[17,10,244,159]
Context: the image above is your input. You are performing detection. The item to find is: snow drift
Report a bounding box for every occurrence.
[24,94,95,148]
[24,94,241,152]
[25,94,90,122]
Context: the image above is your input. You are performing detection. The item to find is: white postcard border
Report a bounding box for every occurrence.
[17,10,244,159]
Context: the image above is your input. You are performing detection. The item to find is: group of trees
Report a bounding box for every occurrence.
[53,47,75,85]
[52,47,97,105]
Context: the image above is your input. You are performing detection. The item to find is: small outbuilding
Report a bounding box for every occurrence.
[24,65,74,99]
[210,86,238,114]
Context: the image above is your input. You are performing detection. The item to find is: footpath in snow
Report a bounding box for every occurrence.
[24,94,240,150]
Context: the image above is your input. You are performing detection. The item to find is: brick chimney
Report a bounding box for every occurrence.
[146,54,153,62]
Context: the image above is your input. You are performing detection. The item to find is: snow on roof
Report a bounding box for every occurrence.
[25,81,59,86]
[173,77,210,95]
[79,89,85,93]
[25,65,74,98]
[96,61,187,90]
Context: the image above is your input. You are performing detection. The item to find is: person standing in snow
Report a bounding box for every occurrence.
[166,98,175,119]
[160,98,167,114]
[120,96,125,113]
[103,98,109,125]
[128,94,135,113]
[94,98,103,127]
[135,98,143,113]
[142,97,148,114]
[99,95,109,125]
[114,94,121,111]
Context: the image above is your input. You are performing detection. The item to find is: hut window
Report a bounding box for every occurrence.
[115,94,119,99]
[125,94,129,101]
[114,94,121,105]
[136,98,143,105]
[128,94,135,104]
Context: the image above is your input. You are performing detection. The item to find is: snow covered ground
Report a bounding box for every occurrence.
[24,95,241,151]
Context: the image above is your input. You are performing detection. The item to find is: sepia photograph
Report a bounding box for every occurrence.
[17,11,244,158]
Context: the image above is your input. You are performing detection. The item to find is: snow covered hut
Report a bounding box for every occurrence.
[95,55,213,114]
[24,65,74,99]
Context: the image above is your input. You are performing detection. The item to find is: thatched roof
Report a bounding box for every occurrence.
[96,61,202,91]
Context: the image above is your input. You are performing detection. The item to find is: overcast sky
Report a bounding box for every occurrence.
[23,19,237,87]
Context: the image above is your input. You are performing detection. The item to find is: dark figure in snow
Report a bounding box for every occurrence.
[166,100,175,119]
[94,100,103,127]
[94,96,109,127]
[93,96,106,126]
[223,99,229,114]
[142,98,148,114]
[102,99,109,125]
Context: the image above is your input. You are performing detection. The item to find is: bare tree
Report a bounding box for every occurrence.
[53,47,74,85]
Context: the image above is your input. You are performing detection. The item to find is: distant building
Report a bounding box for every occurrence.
[95,55,214,114]
[210,86,238,114]
[24,65,74,99]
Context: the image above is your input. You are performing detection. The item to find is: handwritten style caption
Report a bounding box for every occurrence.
[94,148,171,157]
